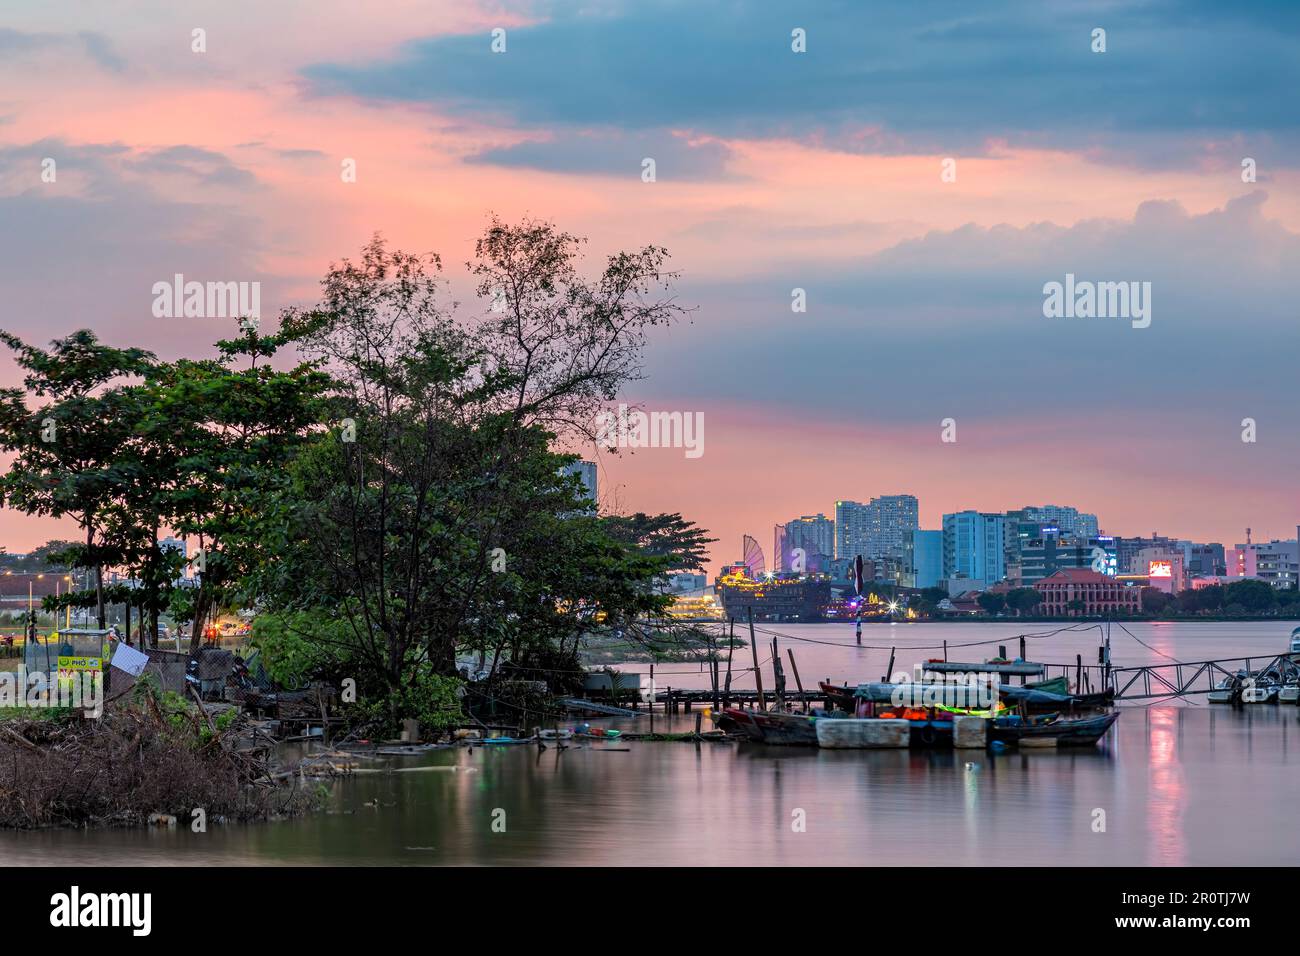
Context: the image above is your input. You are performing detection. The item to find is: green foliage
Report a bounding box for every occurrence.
[355,669,465,736]
[1224,578,1278,612]
[600,512,716,574]
[1005,587,1042,615]
[249,611,352,687]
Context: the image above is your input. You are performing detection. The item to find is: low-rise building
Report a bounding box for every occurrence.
[1033,568,1142,617]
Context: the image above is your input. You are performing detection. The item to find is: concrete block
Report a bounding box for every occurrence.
[953,715,988,749]
[816,718,910,749]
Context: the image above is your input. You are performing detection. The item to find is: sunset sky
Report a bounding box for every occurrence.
[2,0,1298,572]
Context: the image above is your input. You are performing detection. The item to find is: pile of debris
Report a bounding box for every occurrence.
[0,685,320,830]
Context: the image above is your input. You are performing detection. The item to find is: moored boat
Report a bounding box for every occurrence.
[1280,679,1299,704]
[818,681,857,712]
[717,708,819,745]
[989,711,1118,748]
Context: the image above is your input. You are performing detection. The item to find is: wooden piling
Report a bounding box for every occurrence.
[724,618,735,709]
[786,649,807,712]
[771,637,786,709]
[747,607,766,710]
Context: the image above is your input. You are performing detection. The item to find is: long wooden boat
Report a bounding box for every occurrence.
[998,684,1114,712]
[717,708,818,745]
[989,711,1119,747]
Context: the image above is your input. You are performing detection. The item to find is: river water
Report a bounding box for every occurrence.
[2,622,1298,866]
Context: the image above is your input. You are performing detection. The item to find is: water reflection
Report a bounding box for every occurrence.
[3,619,1300,866]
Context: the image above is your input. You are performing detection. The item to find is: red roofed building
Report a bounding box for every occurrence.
[1033,568,1141,617]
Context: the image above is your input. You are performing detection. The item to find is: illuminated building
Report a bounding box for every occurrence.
[1009,505,1099,539]
[1116,533,1177,573]
[714,567,831,622]
[1227,534,1299,590]
[835,500,869,560]
[1136,547,1185,593]
[1033,568,1142,616]
[835,495,917,562]
[1013,529,1118,586]
[666,594,725,622]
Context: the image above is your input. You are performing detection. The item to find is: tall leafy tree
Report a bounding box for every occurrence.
[249,222,700,714]
[0,331,155,628]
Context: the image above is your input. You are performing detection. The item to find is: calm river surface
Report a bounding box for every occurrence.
[3,621,1298,866]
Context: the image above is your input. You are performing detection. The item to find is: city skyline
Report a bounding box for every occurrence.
[2,0,1298,575]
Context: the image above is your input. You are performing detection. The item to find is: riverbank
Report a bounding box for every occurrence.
[0,684,320,830]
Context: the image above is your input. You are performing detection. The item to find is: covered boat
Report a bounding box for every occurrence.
[990,711,1118,747]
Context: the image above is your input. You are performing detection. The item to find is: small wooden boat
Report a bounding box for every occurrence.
[717,708,818,745]
[818,681,856,712]
[574,728,622,740]
[990,711,1118,748]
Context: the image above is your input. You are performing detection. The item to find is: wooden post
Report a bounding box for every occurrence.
[1019,636,1027,660]
[710,627,720,713]
[885,646,896,683]
[1075,653,1083,694]
[771,637,786,709]
[943,640,948,662]
[747,607,766,710]
[724,619,735,709]
[649,663,655,736]
[786,649,807,712]
[694,712,702,738]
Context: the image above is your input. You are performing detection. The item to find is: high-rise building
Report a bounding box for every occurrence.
[1013,505,1099,539]
[835,500,869,560]
[560,460,598,512]
[1116,533,1177,574]
[942,511,1007,585]
[780,514,834,573]
[835,496,917,561]
[866,494,919,560]
[904,529,943,589]
[1014,529,1118,586]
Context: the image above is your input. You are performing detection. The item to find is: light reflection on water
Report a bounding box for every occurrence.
[1,706,1296,867]
[1,623,1297,866]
